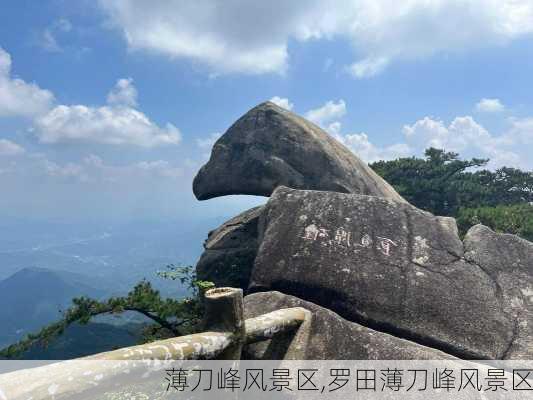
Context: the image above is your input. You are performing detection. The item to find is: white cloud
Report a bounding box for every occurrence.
[135,160,184,178]
[98,0,297,75]
[8,152,184,183]
[272,97,532,168]
[348,56,389,79]
[106,78,137,107]
[507,117,533,144]
[476,98,505,113]
[334,132,411,163]
[0,48,55,117]
[290,98,409,163]
[98,0,533,76]
[402,116,494,152]
[81,155,184,181]
[36,105,181,147]
[41,30,62,53]
[0,139,25,156]
[0,148,207,219]
[196,132,221,149]
[0,50,177,148]
[39,18,72,53]
[402,115,525,168]
[269,96,293,111]
[35,79,181,147]
[320,100,531,168]
[44,159,86,180]
[301,98,409,163]
[55,18,72,32]
[332,114,529,168]
[305,100,346,126]
[325,121,342,136]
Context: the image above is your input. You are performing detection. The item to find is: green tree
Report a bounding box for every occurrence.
[371,148,533,216]
[473,167,533,206]
[456,204,533,241]
[0,265,214,359]
[371,148,488,216]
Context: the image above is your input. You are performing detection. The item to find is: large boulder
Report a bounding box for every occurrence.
[249,186,513,359]
[464,224,533,359]
[196,206,263,289]
[193,101,405,203]
[244,291,454,360]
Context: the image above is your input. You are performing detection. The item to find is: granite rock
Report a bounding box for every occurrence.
[193,101,404,202]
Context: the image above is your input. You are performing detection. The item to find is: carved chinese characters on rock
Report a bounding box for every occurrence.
[302,223,398,257]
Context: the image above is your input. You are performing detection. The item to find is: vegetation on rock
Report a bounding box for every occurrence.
[456,204,533,241]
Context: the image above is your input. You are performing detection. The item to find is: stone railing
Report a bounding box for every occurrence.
[0,287,308,400]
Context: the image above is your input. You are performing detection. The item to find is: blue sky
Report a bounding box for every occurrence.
[1,0,533,221]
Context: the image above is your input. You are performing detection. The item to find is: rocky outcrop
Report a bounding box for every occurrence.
[464,224,533,359]
[244,291,454,360]
[191,101,533,362]
[196,206,263,289]
[249,186,513,359]
[193,101,405,203]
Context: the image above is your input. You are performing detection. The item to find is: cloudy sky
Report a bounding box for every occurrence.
[1,0,533,221]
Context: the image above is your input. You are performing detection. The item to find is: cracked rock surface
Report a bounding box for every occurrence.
[249,186,515,359]
[464,224,533,359]
[196,206,263,289]
[193,101,405,202]
[244,291,454,360]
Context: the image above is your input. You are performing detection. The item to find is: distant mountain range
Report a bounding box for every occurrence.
[21,322,143,360]
[0,267,106,349]
[0,267,151,359]
[0,217,226,294]
[0,216,234,358]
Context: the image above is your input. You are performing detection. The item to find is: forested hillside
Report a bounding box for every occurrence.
[371,148,533,241]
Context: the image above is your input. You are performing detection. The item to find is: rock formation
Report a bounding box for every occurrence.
[244,291,454,360]
[194,100,406,288]
[463,225,533,359]
[193,101,533,360]
[248,186,513,359]
[193,101,405,202]
[196,206,262,289]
